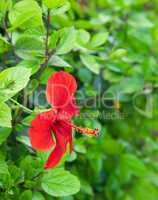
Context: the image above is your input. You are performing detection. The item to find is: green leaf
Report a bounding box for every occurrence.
[74,142,87,154]
[0,103,12,128]
[120,76,144,94]
[75,29,90,51]
[32,192,45,200]
[15,35,44,60]
[90,32,109,48]
[40,67,55,84]
[0,161,9,175]
[103,69,123,83]
[49,31,60,49]
[0,35,10,54]
[78,68,92,83]
[132,179,158,200]
[20,156,41,180]
[0,67,31,102]
[67,151,77,162]
[43,0,67,9]
[80,54,101,74]
[48,55,71,67]
[120,154,147,178]
[8,165,21,184]
[80,180,93,196]
[128,13,154,29]
[0,0,12,14]
[16,136,31,147]
[17,60,40,75]
[109,49,127,59]
[0,161,11,188]
[50,1,70,15]
[0,128,11,145]
[41,168,80,197]
[77,29,90,46]
[56,27,77,55]
[20,190,32,200]
[9,0,43,30]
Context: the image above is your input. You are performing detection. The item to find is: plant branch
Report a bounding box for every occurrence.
[3,12,20,62]
[45,9,50,63]
[35,9,52,79]
[10,98,33,114]
[32,171,44,181]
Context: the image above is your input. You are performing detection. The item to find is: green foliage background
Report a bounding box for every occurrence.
[0,0,158,199]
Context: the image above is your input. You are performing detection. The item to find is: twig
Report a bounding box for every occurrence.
[3,11,20,62]
[10,98,33,114]
[35,9,52,79]
[32,171,44,181]
[45,9,50,63]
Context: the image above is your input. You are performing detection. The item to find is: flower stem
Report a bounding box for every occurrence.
[10,98,33,114]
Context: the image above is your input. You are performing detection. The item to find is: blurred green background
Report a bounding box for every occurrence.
[0,0,158,199]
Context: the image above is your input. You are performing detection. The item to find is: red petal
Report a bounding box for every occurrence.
[46,71,77,110]
[44,121,72,169]
[60,121,73,153]
[29,110,55,151]
[62,97,80,116]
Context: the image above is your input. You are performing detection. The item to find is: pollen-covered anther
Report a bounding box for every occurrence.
[72,125,99,136]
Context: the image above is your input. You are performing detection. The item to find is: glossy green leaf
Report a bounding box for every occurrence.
[0,161,9,174]
[43,0,67,9]
[109,49,127,59]
[9,0,43,30]
[48,55,71,67]
[80,54,101,74]
[56,27,77,55]
[50,1,70,15]
[128,13,154,29]
[15,35,44,60]
[77,29,90,45]
[0,36,10,54]
[20,190,32,200]
[0,103,12,128]
[0,67,31,102]
[0,0,12,14]
[120,154,147,178]
[120,76,144,94]
[0,128,11,145]
[42,168,80,197]
[16,136,31,147]
[32,192,45,200]
[17,60,40,75]
[0,161,11,188]
[90,32,109,47]
[132,179,158,200]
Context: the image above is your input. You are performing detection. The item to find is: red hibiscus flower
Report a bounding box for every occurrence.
[29,71,99,169]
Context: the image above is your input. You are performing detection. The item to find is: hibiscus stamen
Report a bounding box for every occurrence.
[71,124,99,136]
